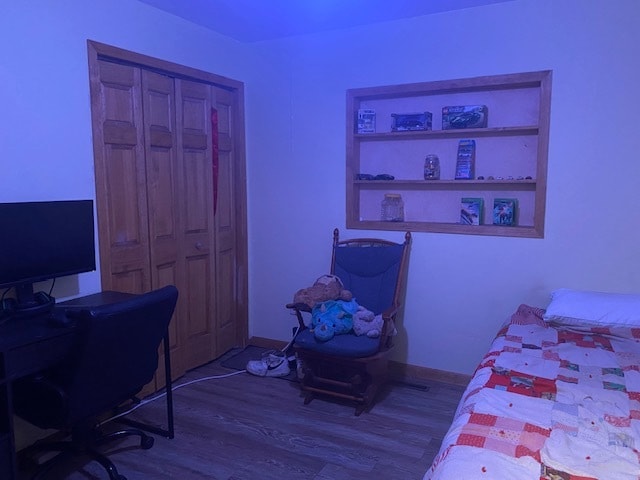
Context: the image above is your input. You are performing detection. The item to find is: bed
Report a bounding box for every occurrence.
[425,289,640,480]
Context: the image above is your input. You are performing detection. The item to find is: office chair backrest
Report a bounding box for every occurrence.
[332,240,407,316]
[54,285,178,423]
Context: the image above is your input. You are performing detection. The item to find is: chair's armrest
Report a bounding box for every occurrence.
[378,303,401,350]
[285,302,312,313]
[285,302,312,330]
[380,303,399,320]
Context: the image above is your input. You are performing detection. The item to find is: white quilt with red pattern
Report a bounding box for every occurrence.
[425,314,640,479]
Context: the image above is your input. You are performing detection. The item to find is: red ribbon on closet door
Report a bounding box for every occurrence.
[211,108,219,215]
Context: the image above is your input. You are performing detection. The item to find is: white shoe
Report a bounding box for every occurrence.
[246,351,291,377]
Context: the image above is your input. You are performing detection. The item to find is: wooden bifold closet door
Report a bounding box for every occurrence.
[87,41,248,390]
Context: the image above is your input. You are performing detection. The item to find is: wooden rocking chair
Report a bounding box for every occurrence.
[286,228,411,415]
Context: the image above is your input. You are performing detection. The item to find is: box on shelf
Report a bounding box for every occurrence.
[461,198,483,225]
[442,105,488,129]
[493,198,518,226]
[455,139,476,180]
[391,112,432,132]
[357,109,376,133]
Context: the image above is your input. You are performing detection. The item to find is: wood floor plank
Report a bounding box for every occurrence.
[17,352,466,479]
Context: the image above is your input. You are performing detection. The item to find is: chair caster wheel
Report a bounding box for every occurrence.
[141,435,154,449]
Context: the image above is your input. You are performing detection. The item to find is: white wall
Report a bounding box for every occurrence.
[2,0,639,375]
[246,0,640,373]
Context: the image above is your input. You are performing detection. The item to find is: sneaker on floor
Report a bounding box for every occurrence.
[246,350,291,377]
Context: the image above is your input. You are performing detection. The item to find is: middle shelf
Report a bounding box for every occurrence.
[353,179,537,190]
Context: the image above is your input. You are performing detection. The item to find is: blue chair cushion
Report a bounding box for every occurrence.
[334,244,404,315]
[294,329,379,358]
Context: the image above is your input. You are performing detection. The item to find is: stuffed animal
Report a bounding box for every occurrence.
[310,299,359,341]
[352,305,384,338]
[292,274,352,309]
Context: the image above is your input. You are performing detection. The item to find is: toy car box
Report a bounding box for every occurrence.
[357,109,376,133]
[442,105,488,129]
[391,112,433,132]
[454,139,476,180]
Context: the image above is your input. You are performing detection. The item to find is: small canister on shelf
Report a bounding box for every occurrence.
[424,154,440,180]
[381,193,404,222]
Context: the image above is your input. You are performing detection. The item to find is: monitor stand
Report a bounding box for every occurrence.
[5,283,55,318]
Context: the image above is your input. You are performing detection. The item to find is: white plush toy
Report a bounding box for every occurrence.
[352,305,384,338]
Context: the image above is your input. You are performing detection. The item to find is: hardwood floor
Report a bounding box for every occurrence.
[17,352,466,480]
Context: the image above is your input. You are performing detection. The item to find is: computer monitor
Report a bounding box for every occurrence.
[0,200,96,315]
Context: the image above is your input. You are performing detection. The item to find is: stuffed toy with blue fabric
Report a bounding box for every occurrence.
[310,299,359,341]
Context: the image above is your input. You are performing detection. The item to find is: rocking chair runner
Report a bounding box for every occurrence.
[286,228,411,415]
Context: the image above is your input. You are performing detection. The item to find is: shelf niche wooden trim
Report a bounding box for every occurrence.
[346,70,552,238]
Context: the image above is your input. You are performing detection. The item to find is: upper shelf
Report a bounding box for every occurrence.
[354,125,539,141]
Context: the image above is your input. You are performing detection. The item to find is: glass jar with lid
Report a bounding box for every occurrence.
[381,194,404,222]
[424,154,440,180]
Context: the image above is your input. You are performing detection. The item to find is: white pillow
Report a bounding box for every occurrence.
[543,288,640,326]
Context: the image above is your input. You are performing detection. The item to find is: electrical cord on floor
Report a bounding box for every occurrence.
[98,370,246,426]
[100,326,301,427]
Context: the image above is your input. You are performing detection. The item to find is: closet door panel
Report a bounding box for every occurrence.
[185,255,211,333]
[141,70,186,381]
[212,87,240,354]
[104,146,144,250]
[154,260,180,389]
[142,70,179,273]
[110,270,147,294]
[176,79,216,368]
[91,60,151,292]
[182,150,210,232]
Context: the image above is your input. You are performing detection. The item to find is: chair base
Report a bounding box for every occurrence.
[296,348,390,415]
[19,426,154,480]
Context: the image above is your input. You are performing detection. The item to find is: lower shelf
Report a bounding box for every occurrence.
[348,219,543,238]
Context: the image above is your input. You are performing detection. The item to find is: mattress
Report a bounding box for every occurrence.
[425,309,640,479]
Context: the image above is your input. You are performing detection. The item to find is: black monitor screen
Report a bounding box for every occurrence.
[0,200,96,294]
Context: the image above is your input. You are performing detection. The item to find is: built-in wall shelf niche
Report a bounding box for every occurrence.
[346,70,552,238]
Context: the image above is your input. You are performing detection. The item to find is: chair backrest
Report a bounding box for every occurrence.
[330,229,411,316]
[52,285,178,423]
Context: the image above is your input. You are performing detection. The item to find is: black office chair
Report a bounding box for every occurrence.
[287,229,411,415]
[13,285,178,480]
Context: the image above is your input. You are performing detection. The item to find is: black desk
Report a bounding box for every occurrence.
[0,312,77,478]
[0,291,174,479]
[57,290,136,310]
